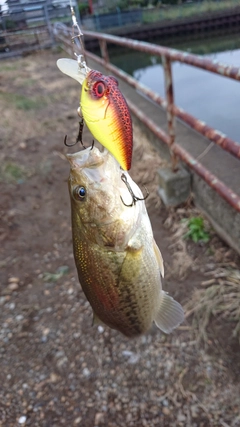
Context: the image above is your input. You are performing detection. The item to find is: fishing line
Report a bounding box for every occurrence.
[65,2,145,208]
[63,2,89,149]
[69,1,88,71]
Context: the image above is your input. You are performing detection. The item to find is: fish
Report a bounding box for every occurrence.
[67,146,184,337]
[57,58,133,171]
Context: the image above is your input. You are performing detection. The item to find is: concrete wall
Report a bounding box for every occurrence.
[132,113,240,256]
[192,176,240,256]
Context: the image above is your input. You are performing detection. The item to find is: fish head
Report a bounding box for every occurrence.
[67,147,111,224]
[67,147,143,248]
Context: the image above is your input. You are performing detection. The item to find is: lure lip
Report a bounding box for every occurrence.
[57,58,91,85]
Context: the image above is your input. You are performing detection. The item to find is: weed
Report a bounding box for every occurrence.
[22,79,36,87]
[43,266,69,282]
[0,161,29,184]
[0,64,18,72]
[0,92,47,111]
[142,0,240,24]
[185,268,240,343]
[183,216,210,243]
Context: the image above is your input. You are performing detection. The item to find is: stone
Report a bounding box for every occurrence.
[8,277,19,284]
[177,412,186,422]
[162,407,170,416]
[19,142,27,149]
[94,412,105,425]
[158,166,190,206]
[8,283,18,291]
[18,415,27,424]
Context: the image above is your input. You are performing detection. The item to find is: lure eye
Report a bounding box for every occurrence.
[93,81,105,98]
[74,186,86,201]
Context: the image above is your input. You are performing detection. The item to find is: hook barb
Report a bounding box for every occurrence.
[64,118,87,149]
[64,134,77,147]
[120,173,149,207]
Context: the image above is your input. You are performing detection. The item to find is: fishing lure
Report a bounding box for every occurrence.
[57,57,133,171]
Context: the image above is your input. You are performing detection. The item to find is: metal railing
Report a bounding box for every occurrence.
[54,26,240,213]
[0,1,80,56]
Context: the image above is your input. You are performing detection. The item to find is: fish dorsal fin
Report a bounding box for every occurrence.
[154,291,184,334]
[153,239,164,278]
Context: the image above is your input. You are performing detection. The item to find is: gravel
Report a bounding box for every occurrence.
[0,49,240,427]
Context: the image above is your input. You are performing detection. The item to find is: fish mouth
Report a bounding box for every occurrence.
[66,147,110,194]
[66,147,93,169]
[66,146,107,170]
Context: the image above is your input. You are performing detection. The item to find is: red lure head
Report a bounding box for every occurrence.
[87,70,119,99]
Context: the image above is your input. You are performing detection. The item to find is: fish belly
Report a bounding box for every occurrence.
[73,234,160,337]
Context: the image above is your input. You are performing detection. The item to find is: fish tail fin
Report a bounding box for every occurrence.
[154,291,184,334]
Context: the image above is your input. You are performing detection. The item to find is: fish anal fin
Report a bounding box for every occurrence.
[154,291,184,334]
[92,311,105,327]
[153,239,164,278]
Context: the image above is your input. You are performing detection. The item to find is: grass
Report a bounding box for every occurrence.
[0,92,47,111]
[43,266,70,282]
[0,161,30,184]
[183,216,210,243]
[185,267,240,343]
[0,64,20,73]
[21,79,37,87]
[142,0,240,23]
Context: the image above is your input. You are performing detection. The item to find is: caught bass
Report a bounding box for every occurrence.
[57,58,133,171]
[67,146,184,337]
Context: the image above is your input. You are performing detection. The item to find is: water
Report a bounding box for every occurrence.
[109,34,240,142]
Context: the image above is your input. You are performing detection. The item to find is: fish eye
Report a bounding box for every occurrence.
[74,186,86,201]
[93,81,105,98]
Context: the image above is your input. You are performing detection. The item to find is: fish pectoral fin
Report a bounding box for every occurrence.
[153,239,164,278]
[154,291,184,334]
[92,311,105,327]
[119,245,143,285]
[127,235,143,252]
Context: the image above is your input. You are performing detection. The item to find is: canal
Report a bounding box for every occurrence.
[109,33,240,142]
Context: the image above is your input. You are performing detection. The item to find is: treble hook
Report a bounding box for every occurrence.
[64,118,86,148]
[120,173,149,207]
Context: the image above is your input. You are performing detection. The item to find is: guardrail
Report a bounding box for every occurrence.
[54,25,240,213]
[0,2,80,55]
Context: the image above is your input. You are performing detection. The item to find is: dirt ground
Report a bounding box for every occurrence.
[0,49,240,427]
